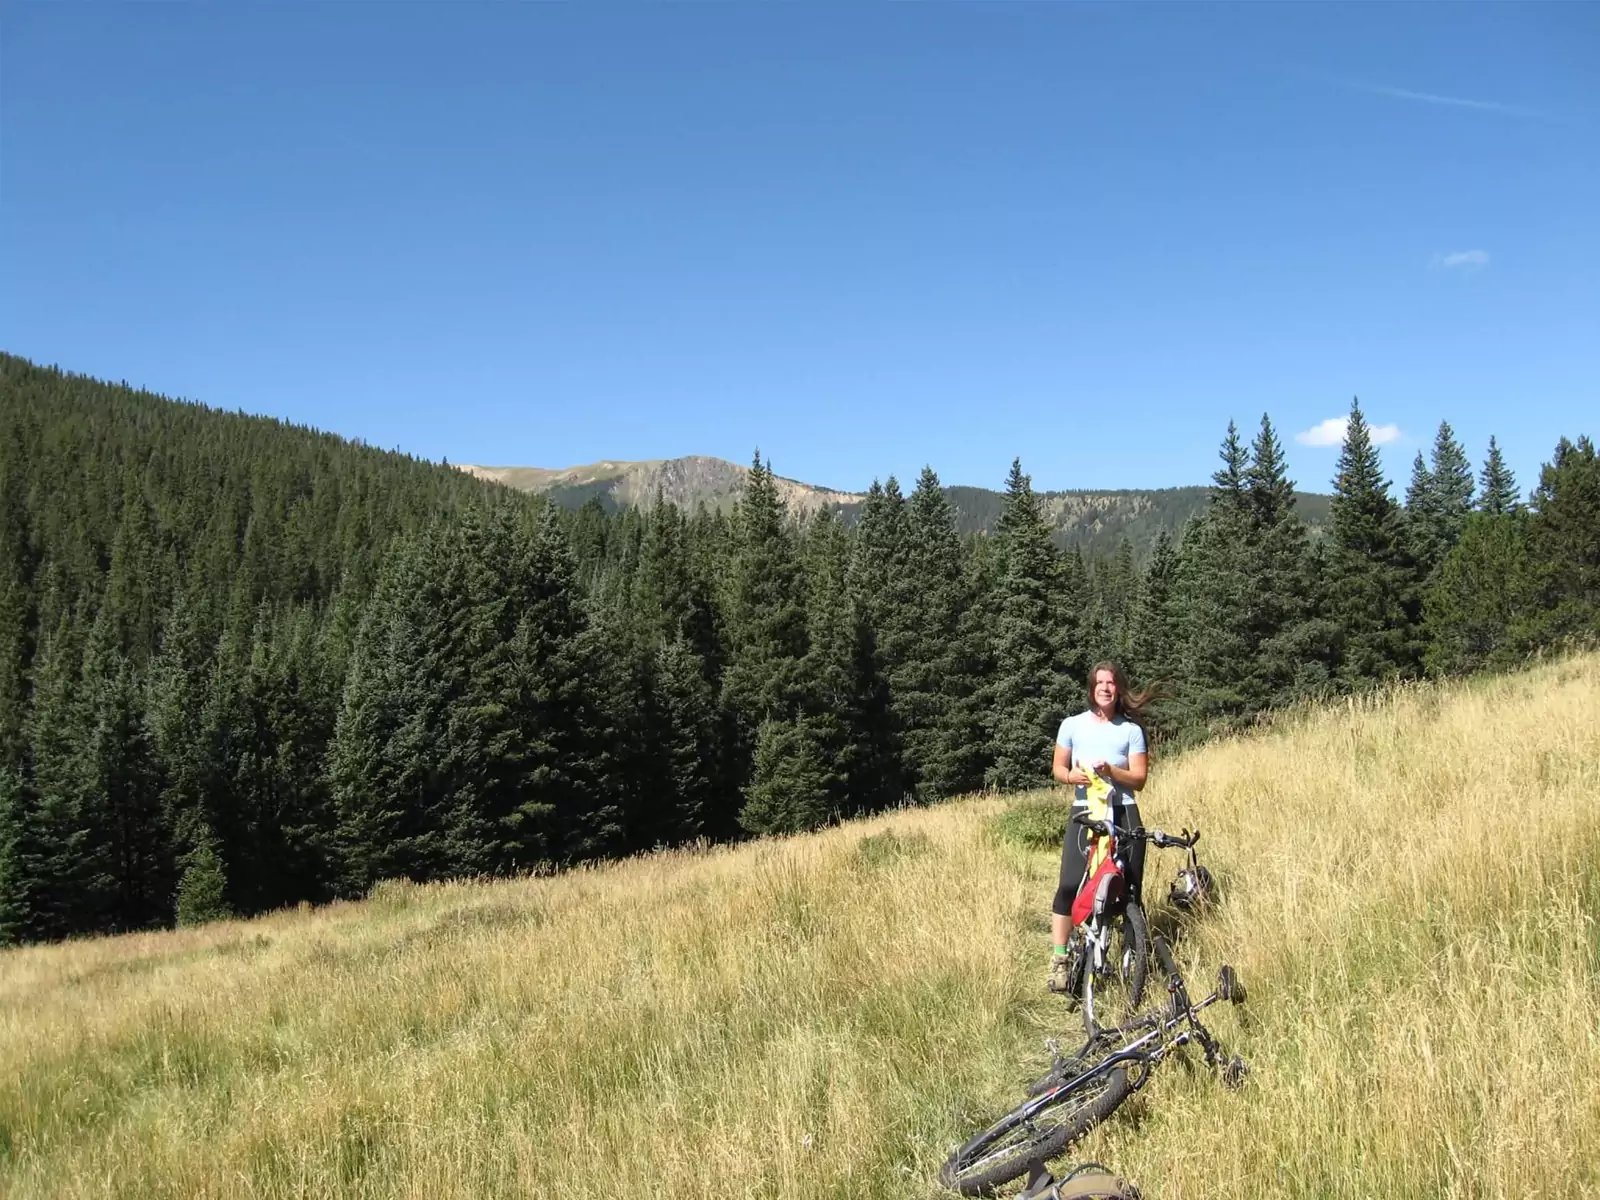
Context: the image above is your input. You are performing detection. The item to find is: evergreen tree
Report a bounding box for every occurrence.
[902,468,989,799]
[574,614,651,857]
[3,613,99,941]
[1213,420,1248,500]
[1406,422,1475,581]
[811,508,900,816]
[1478,437,1520,515]
[0,568,28,773]
[742,509,899,834]
[1132,530,1182,687]
[1243,415,1318,706]
[1516,436,1600,647]
[0,765,34,942]
[1054,545,1092,689]
[485,505,610,866]
[102,479,164,665]
[986,460,1068,791]
[1173,425,1255,727]
[1429,422,1475,547]
[174,839,232,926]
[230,604,337,910]
[647,636,720,845]
[146,585,217,868]
[1404,451,1438,564]
[850,477,933,795]
[78,609,170,931]
[720,454,808,772]
[1327,399,1421,682]
[328,533,458,893]
[0,436,32,770]
[1087,539,1140,666]
[739,717,838,835]
[1423,512,1529,675]
[191,622,279,912]
[633,497,718,664]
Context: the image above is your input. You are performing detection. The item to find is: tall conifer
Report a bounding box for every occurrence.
[903,468,989,798]
[1327,398,1420,681]
[720,454,808,768]
[1478,437,1520,515]
[986,460,1068,791]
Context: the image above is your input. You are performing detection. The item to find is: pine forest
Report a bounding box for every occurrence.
[1,352,1596,944]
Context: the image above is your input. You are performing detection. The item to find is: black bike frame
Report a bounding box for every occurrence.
[1036,976,1228,1114]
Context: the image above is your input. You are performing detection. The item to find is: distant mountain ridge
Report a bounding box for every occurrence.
[456,455,857,517]
[455,456,1332,558]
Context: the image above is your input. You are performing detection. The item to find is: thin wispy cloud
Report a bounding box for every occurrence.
[1432,249,1490,272]
[1337,77,1539,118]
[1296,417,1402,448]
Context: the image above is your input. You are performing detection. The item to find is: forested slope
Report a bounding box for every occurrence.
[1,353,1594,945]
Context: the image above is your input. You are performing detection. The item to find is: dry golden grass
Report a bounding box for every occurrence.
[3,655,1598,1198]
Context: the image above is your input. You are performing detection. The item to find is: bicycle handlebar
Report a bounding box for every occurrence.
[1070,813,1115,837]
[1068,814,1200,851]
[1151,827,1200,850]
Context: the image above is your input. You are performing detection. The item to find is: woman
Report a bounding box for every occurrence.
[1047,661,1158,993]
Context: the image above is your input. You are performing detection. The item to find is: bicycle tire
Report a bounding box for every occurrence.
[1060,936,1086,1000]
[939,1065,1133,1195]
[1082,902,1148,1038]
[1024,1028,1122,1098]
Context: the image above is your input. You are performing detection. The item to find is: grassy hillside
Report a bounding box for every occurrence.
[3,657,1597,1198]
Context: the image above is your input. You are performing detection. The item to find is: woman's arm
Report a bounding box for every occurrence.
[1053,743,1089,787]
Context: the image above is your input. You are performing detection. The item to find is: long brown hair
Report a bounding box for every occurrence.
[1087,661,1167,723]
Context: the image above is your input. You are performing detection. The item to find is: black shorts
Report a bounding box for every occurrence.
[1051,802,1145,918]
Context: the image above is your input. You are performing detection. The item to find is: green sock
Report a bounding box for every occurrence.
[1053,945,1069,957]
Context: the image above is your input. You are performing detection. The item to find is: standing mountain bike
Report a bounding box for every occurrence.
[1056,808,1203,1038]
[940,937,1247,1195]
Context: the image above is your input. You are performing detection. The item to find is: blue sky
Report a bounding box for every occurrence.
[3,4,1596,497]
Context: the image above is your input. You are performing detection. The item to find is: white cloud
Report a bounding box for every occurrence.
[1432,249,1490,271]
[1296,418,1347,447]
[1296,417,1402,448]
[1338,78,1539,117]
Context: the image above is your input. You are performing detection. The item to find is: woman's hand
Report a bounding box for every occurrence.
[1062,766,1091,786]
[1090,760,1114,782]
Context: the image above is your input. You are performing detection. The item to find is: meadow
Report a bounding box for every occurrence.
[3,655,1597,1198]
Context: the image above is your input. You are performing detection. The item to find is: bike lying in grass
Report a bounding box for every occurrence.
[940,937,1246,1195]
[1057,812,1205,1038]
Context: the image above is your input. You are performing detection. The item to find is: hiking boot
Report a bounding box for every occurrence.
[1047,953,1073,994]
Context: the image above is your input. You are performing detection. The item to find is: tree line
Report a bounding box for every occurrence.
[1,354,1595,943]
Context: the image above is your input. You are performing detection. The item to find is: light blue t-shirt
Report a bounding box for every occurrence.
[1056,711,1148,807]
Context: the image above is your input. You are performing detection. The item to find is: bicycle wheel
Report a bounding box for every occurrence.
[1081,902,1148,1038]
[939,1065,1133,1195]
[1024,1029,1118,1097]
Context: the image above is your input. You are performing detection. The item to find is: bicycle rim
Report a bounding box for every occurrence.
[1082,904,1149,1038]
[940,1065,1133,1195]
